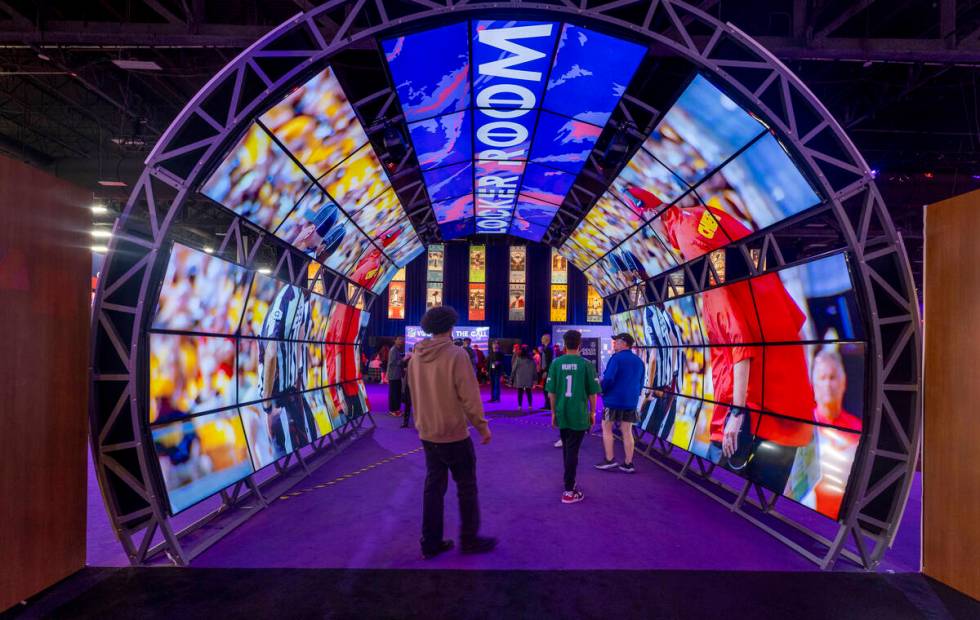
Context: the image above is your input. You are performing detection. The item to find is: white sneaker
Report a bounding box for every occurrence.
[553,438,563,448]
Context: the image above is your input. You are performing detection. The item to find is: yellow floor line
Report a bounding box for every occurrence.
[278,446,423,501]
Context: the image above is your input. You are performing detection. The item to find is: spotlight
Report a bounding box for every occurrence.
[923,172,934,179]
[597,124,631,172]
[382,122,407,162]
[203,246,215,254]
[90,230,112,239]
[91,245,108,253]
[257,267,272,275]
[869,168,878,179]
[91,204,108,215]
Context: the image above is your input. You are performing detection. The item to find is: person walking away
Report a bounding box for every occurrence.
[474,344,487,384]
[595,333,645,473]
[401,352,414,428]
[546,330,600,504]
[406,306,496,558]
[487,341,504,403]
[387,336,406,417]
[509,345,537,410]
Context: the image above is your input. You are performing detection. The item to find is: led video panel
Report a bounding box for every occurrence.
[153,243,251,335]
[565,73,822,298]
[383,20,646,240]
[148,244,371,514]
[608,251,865,520]
[152,409,253,513]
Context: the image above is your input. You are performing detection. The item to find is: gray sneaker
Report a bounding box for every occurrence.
[595,459,619,471]
[618,462,636,474]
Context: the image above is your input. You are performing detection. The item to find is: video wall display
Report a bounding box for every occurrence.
[383,20,646,240]
[405,325,489,350]
[148,243,370,514]
[614,252,865,520]
[509,246,527,321]
[198,65,423,299]
[559,73,822,298]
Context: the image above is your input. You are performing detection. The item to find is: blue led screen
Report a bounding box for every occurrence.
[384,20,646,240]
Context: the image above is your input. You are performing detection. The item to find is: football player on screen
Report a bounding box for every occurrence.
[258,284,314,455]
[627,185,816,494]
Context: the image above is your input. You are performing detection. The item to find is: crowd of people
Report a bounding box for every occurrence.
[394,306,645,560]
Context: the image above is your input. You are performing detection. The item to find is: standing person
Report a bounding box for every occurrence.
[387,336,406,417]
[538,333,555,411]
[401,352,414,429]
[595,333,645,473]
[509,345,537,410]
[546,330,600,504]
[406,306,496,559]
[487,341,504,403]
[462,337,478,374]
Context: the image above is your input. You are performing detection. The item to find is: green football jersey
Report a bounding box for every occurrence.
[546,354,600,431]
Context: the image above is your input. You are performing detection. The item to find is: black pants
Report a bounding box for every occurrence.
[421,437,480,550]
[516,387,533,407]
[560,428,586,492]
[401,390,412,426]
[388,378,402,412]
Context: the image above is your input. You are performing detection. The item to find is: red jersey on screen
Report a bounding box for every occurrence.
[811,419,861,517]
[645,185,815,446]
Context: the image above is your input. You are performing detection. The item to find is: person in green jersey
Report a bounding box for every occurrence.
[546,330,600,504]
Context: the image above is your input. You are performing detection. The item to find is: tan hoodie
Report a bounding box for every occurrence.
[406,334,488,443]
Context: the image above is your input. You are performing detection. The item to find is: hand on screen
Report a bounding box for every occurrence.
[479,426,492,445]
[722,412,744,459]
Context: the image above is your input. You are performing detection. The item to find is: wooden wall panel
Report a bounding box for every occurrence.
[0,155,90,612]
[923,188,980,601]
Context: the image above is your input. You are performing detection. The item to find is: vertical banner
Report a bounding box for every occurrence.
[469,244,486,283]
[550,284,568,322]
[387,268,406,320]
[469,283,486,321]
[426,282,443,309]
[509,245,526,321]
[388,282,406,319]
[509,246,526,284]
[427,244,445,282]
[586,285,603,323]
[551,247,567,284]
[508,285,526,321]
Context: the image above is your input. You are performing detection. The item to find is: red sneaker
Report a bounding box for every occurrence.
[561,488,584,504]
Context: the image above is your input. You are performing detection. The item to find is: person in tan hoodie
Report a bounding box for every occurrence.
[407,305,496,559]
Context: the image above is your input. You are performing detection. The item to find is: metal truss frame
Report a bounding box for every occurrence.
[90,0,921,570]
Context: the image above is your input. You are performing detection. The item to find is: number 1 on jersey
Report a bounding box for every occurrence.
[565,374,573,397]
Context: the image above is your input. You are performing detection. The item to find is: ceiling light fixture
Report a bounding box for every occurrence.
[112,59,163,71]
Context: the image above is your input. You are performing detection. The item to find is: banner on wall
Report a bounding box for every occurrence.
[469,245,486,283]
[425,282,443,309]
[406,325,489,350]
[468,283,486,321]
[509,246,526,284]
[550,284,567,322]
[508,284,526,321]
[551,248,567,284]
[427,244,444,282]
[388,281,405,319]
[587,285,603,323]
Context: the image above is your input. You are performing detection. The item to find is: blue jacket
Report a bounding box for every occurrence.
[601,350,645,410]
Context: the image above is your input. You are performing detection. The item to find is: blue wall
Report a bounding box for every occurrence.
[366,241,608,346]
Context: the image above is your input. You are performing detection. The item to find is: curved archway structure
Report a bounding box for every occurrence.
[90,0,921,570]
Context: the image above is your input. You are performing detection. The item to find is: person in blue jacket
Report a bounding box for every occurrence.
[595,333,646,473]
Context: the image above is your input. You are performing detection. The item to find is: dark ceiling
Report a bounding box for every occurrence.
[1,0,979,286]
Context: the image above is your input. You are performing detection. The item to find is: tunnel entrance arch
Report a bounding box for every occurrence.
[90,0,920,570]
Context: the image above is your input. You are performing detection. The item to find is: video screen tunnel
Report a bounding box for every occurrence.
[89,2,921,570]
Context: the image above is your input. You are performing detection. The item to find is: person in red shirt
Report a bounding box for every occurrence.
[627,185,815,492]
[807,348,861,517]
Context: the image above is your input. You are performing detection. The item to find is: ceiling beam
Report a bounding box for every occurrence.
[0,20,274,47]
[0,1,30,29]
[143,0,186,26]
[813,0,877,40]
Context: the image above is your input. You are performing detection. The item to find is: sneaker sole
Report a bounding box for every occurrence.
[618,468,636,474]
[594,463,619,470]
[561,496,585,504]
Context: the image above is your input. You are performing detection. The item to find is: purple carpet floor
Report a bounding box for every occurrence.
[86,383,921,572]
